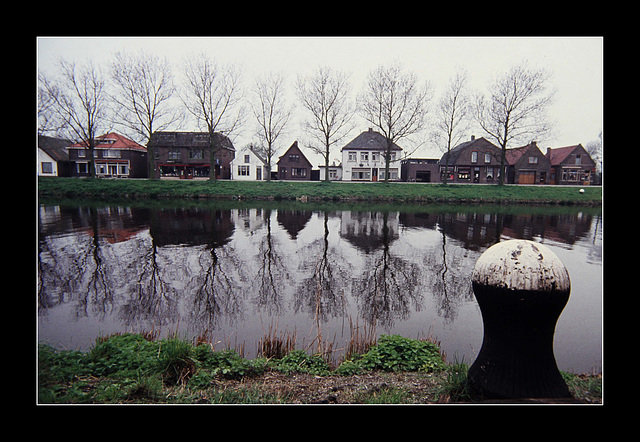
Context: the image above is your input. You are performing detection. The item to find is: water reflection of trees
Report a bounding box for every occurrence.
[38,203,601,346]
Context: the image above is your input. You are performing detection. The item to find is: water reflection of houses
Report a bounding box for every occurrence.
[340,211,400,253]
[149,207,234,247]
[501,212,594,245]
[277,210,312,240]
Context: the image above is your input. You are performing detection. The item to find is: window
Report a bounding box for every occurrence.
[486,167,494,181]
[348,152,357,162]
[372,152,379,162]
[77,163,88,174]
[244,154,250,163]
[103,150,120,158]
[169,149,181,160]
[528,156,538,164]
[292,168,307,177]
[289,154,300,162]
[189,149,203,159]
[77,149,86,158]
[119,164,129,175]
[471,151,478,163]
[390,152,397,161]
[351,168,370,180]
[379,168,399,180]
[97,164,106,175]
[361,152,369,162]
[238,165,250,176]
[41,162,53,174]
[458,167,470,180]
[575,155,581,165]
[484,153,491,163]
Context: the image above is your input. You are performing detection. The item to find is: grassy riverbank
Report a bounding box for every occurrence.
[38,177,602,205]
[38,333,601,404]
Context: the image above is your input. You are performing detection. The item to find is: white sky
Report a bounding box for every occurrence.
[37,36,603,164]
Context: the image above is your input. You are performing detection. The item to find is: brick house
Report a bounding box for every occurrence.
[505,141,551,184]
[438,136,502,183]
[545,144,596,185]
[401,158,440,182]
[67,132,147,178]
[150,131,235,179]
[276,141,312,180]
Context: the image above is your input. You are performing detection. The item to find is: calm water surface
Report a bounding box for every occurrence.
[37,201,602,373]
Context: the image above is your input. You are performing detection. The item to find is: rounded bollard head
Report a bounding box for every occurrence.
[472,239,570,293]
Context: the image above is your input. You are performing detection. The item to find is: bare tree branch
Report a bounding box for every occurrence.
[475,62,556,185]
[251,72,293,181]
[111,49,182,179]
[297,66,355,181]
[181,53,244,181]
[358,64,432,182]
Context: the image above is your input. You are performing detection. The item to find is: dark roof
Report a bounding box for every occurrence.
[341,128,402,152]
[150,131,235,151]
[439,137,499,164]
[277,141,312,167]
[38,135,71,162]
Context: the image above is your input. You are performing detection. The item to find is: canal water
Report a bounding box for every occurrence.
[37,201,602,373]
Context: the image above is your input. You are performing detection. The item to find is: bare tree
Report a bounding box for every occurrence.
[251,72,293,182]
[40,59,111,178]
[432,69,472,184]
[358,64,432,183]
[181,53,244,181]
[297,66,355,182]
[475,62,556,185]
[37,71,66,135]
[111,50,182,179]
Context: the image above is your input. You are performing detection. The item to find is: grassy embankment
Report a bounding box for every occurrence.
[38,177,602,205]
[38,333,601,404]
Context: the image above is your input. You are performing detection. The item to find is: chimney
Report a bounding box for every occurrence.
[471,135,475,141]
[368,128,373,132]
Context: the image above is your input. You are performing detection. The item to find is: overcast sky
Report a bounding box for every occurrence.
[37,36,603,163]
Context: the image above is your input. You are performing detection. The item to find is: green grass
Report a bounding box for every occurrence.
[37,333,601,404]
[38,177,602,205]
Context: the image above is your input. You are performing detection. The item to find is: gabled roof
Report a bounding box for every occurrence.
[277,141,312,167]
[341,128,402,152]
[233,145,267,165]
[545,145,582,165]
[439,137,499,164]
[68,132,147,152]
[504,145,528,165]
[38,135,70,162]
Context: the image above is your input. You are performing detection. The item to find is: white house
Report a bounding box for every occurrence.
[341,128,403,181]
[38,147,59,176]
[318,160,343,181]
[231,145,270,181]
[38,135,71,177]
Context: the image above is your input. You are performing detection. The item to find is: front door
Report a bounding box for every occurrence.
[372,168,378,182]
[256,166,262,180]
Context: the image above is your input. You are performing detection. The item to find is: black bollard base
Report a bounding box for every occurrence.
[468,240,572,400]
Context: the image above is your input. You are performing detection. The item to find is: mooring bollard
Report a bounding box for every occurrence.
[467,239,572,399]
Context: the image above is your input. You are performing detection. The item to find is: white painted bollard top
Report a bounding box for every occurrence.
[472,240,571,293]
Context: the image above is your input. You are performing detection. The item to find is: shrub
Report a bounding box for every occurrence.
[359,334,446,373]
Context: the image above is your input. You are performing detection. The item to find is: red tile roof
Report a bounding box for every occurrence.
[68,133,147,152]
[545,145,580,165]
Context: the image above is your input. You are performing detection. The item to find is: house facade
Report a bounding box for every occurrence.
[230,145,270,181]
[276,141,312,180]
[38,135,71,177]
[67,132,147,178]
[401,158,440,182]
[341,128,402,181]
[150,131,235,179]
[505,141,551,184]
[438,136,502,183]
[546,144,596,185]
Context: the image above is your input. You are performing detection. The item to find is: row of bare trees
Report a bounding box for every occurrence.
[38,50,556,184]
